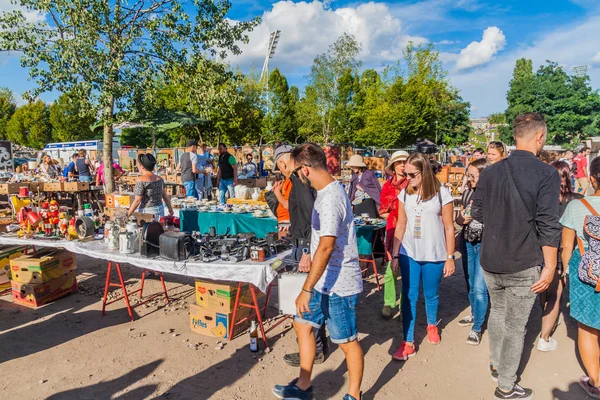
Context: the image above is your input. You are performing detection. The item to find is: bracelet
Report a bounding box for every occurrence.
[302,288,312,294]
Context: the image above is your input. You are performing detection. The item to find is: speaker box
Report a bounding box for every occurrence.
[159,231,192,261]
[140,222,164,258]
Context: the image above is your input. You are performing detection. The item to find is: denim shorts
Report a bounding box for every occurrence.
[295,290,359,344]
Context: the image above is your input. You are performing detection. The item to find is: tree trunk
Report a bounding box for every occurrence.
[103,96,115,193]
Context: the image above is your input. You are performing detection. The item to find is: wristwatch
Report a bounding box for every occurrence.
[302,248,311,255]
[448,254,456,260]
[392,255,400,260]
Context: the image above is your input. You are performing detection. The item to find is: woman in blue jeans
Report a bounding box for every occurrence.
[456,158,489,345]
[390,153,456,361]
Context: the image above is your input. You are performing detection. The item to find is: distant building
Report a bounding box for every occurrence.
[470,118,489,131]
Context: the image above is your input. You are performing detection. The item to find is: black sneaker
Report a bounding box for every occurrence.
[466,330,482,346]
[489,363,499,383]
[494,384,534,400]
[283,352,325,367]
[458,315,474,326]
[273,379,314,399]
[381,305,393,319]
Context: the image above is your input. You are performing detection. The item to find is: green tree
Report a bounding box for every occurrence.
[49,92,97,142]
[0,0,258,192]
[308,33,362,142]
[488,112,506,125]
[0,88,16,140]
[296,86,322,142]
[6,100,51,148]
[263,68,298,143]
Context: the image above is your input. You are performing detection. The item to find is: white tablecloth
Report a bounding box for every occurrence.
[0,236,287,292]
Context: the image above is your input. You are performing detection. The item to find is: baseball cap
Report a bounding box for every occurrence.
[185,139,197,147]
[273,145,293,171]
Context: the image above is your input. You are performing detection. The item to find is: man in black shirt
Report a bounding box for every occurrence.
[472,113,560,400]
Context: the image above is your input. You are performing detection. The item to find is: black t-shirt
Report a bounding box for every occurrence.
[289,173,316,243]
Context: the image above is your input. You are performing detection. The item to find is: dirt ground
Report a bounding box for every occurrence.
[0,254,590,400]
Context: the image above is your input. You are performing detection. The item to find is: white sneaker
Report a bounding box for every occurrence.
[536,337,558,352]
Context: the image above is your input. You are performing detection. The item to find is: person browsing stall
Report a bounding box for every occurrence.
[242,153,258,178]
[75,149,95,182]
[273,143,364,400]
[177,139,200,198]
[63,153,79,180]
[216,143,237,204]
[96,159,124,187]
[272,145,294,229]
[195,142,211,200]
[347,155,382,218]
[127,153,174,218]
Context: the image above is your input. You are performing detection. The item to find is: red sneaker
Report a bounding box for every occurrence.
[427,324,440,344]
[392,341,416,361]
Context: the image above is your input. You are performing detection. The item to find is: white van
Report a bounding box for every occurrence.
[43,139,121,166]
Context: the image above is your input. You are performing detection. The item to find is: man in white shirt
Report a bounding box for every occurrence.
[273,143,364,400]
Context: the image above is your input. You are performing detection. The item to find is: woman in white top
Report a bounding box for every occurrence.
[390,152,455,361]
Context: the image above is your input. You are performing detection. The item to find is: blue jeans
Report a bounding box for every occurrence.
[466,242,489,333]
[195,175,205,200]
[183,181,196,198]
[295,290,359,344]
[218,178,235,204]
[400,255,444,343]
[79,176,91,182]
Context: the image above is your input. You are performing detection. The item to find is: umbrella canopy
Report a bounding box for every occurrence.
[90,110,207,132]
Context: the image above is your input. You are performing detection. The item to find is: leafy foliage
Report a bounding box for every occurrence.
[6,100,51,149]
[0,87,16,140]
[49,92,97,142]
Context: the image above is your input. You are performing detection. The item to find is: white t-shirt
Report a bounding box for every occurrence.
[399,186,454,262]
[311,181,363,297]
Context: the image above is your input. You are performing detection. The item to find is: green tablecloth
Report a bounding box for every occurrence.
[356,223,386,255]
[179,209,278,238]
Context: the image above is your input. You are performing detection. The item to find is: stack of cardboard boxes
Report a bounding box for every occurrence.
[189,280,254,340]
[10,249,78,308]
[0,246,26,292]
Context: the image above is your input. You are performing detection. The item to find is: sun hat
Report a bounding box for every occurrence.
[385,151,410,175]
[273,145,293,171]
[346,154,367,168]
[138,153,157,171]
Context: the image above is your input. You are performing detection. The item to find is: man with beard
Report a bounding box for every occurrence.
[273,143,364,400]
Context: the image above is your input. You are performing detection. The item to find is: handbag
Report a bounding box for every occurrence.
[264,190,279,216]
[575,199,600,291]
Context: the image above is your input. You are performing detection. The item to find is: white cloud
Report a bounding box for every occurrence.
[592,52,600,65]
[229,1,427,71]
[455,26,506,70]
[434,40,458,45]
[450,16,600,116]
[0,0,45,24]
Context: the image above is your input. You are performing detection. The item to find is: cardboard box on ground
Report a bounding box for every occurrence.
[189,303,251,340]
[9,249,78,308]
[0,246,26,291]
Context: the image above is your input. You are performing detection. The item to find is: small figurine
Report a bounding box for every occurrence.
[58,212,69,237]
[40,201,51,235]
[67,217,78,240]
[48,200,60,236]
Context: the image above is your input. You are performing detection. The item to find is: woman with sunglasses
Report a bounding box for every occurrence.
[487,141,507,164]
[456,158,489,345]
[390,153,456,361]
[378,151,410,319]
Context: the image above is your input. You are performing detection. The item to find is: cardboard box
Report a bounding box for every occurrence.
[195,280,252,313]
[42,182,64,192]
[237,178,267,188]
[27,182,43,193]
[105,193,135,208]
[0,245,26,277]
[0,274,10,291]
[0,183,28,195]
[63,181,90,192]
[189,303,250,339]
[10,249,76,284]
[11,270,78,308]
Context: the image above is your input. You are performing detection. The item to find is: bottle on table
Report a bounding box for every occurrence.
[249,320,259,352]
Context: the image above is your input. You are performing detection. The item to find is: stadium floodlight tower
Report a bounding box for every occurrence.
[573,65,588,78]
[260,30,281,114]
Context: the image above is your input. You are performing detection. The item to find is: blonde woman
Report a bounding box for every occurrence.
[486,141,507,164]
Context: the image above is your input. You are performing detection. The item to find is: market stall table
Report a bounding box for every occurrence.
[0,235,290,347]
[355,223,385,290]
[179,209,278,238]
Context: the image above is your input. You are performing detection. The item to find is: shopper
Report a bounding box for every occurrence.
[216,143,237,204]
[62,153,79,180]
[242,153,258,178]
[195,143,211,200]
[178,139,200,198]
[275,145,329,368]
[378,150,409,319]
[128,153,173,218]
[486,141,506,164]
[75,149,95,182]
[390,152,456,361]
[96,159,124,187]
[560,156,600,398]
[573,146,591,194]
[273,143,363,400]
[272,145,294,236]
[456,158,489,346]
[472,112,561,400]
[347,154,381,218]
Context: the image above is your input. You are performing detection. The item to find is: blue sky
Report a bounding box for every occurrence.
[2,0,600,117]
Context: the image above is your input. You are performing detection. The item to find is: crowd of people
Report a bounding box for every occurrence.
[267,113,600,400]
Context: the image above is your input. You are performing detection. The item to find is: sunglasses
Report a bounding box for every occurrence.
[406,171,421,179]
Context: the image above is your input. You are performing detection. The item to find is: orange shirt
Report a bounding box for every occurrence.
[277,178,293,222]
